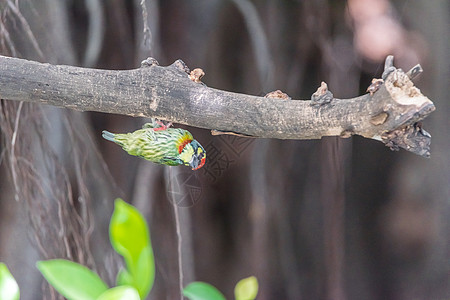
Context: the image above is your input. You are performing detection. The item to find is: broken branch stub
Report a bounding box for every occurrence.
[369,58,435,157]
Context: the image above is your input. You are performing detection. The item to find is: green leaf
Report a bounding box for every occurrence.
[109,199,154,298]
[96,286,140,300]
[36,259,108,300]
[0,263,20,300]
[234,276,258,300]
[116,269,133,287]
[183,282,226,300]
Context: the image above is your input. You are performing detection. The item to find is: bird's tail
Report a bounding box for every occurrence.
[102,130,116,143]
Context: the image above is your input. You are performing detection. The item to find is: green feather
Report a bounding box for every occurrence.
[102,123,205,169]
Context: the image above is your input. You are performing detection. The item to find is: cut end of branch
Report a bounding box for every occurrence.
[384,69,434,111]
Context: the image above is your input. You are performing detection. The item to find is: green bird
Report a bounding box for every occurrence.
[102,121,206,170]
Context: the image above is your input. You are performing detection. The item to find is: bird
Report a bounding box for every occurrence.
[102,120,206,170]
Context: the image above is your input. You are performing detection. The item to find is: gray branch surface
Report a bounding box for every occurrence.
[0,55,435,156]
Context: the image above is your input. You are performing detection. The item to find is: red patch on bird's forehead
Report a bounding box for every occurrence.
[178,138,193,154]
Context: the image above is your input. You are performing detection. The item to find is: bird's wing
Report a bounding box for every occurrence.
[160,156,184,166]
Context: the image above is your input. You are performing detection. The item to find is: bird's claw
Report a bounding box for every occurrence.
[153,120,172,131]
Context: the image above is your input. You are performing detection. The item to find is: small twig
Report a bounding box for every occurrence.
[382,55,396,80]
[406,64,423,80]
[210,130,257,138]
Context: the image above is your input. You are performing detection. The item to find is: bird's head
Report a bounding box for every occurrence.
[179,139,206,170]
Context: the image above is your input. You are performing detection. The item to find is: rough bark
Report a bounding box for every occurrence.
[0,55,435,156]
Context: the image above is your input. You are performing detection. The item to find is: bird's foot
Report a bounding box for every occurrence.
[153,120,172,131]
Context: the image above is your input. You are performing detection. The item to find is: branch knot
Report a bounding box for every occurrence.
[311,82,334,106]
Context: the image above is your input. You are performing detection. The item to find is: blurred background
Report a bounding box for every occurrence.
[0,0,448,299]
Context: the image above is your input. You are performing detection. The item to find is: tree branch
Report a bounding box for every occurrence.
[0,55,435,157]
